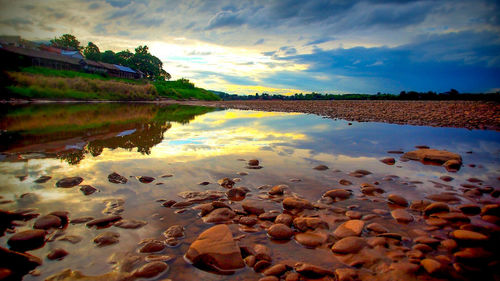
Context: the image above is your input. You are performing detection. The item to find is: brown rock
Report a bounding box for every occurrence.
[451,230,488,241]
[333,220,364,238]
[346,211,362,219]
[335,268,358,281]
[331,237,367,254]
[47,248,68,260]
[79,185,97,195]
[254,260,272,272]
[34,175,52,183]
[293,217,328,232]
[424,202,450,216]
[481,204,500,216]
[185,224,244,271]
[218,177,235,188]
[242,200,265,215]
[440,239,458,251]
[323,189,352,200]
[226,187,248,201]
[140,240,166,253]
[388,194,408,207]
[267,223,293,240]
[239,216,258,226]
[259,276,279,281]
[203,208,236,223]
[7,230,46,251]
[138,176,155,183]
[164,225,185,239]
[444,159,462,172]
[275,214,293,226]
[56,177,83,188]
[440,175,454,182]
[295,231,327,248]
[380,157,396,165]
[402,149,462,165]
[93,231,119,247]
[314,165,329,171]
[294,262,335,277]
[86,215,122,228]
[339,179,352,186]
[263,263,287,276]
[391,209,413,223]
[420,258,442,274]
[269,185,286,195]
[366,223,388,233]
[108,172,127,184]
[114,219,147,229]
[282,197,313,211]
[133,261,169,278]
[248,159,260,166]
[34,215,62,229]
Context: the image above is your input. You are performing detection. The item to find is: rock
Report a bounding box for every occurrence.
[178,190,226,203]
[57,235,82,244]
[0,246,42,280]
[133,261,169,278]
[333,220,364,238]
[269,185,286,195]
[360,183,385,195]
[440,176,454,182]
[313,165,329,171]
[294,262,335,277]
[454,247,493,261]
[427,192,461,203]
[267,223,293,240]
[295,231,327,248]
[171,201,194,208]
[108,172,127,184]
[218,177,235,189]
[414,236,440,245]
[248,159,260,166]
[203,208,236,223]
[282,197,313,211]
[410,200,431,211]
[285,272,300,281]
[140,240,166,253]
[254,260,272,272]
[114,219,147,229]
[380,157,396,165]
[242,200,265,215]
[164,225,185,239]
[86,215,122,228]
[7,230,46,251]
[263,263,287,276]
[388,194,408,207]
[391,209,413,223]
[443,159,461,172]
[162,200,176,208]
[226,187,248,201]
[259,276,279,281]
[389,262,420,274]
[425,218,448,227]
[34,215,62,229]
[275,214,293,226]
[138,176,155,183]
[339,179,352,186]
[420,258,442,274]
[93,231,119,247]
[239,216,258,226]
[440,239,458,251]
[47,248,68,260]
[331,237,367,254]
[402,149,462,165]
[185,224,244,271]
[481,204,500,216]
[335,268,358,281]
[323,189,352,200]
[424,202,450,216]
[145,254,174,263]
[79,185,97,195]
[34,175,52,183]
[70,217,94,224]
[56,177,83,188]
[293,217,328,231]
[366,223,388,233]
[451,230,488,241]
[259,212,278,221]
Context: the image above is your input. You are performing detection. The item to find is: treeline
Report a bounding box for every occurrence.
[213,89,499,101]
[51,34,170,81]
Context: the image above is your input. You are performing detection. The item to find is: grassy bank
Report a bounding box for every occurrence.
[2,67,220,101]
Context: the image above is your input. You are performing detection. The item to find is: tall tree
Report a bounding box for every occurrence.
[130,45,168,80]
[83,42,101,61]
[115,50,134,66]
[101,50,118,64]
[50,34,83,51]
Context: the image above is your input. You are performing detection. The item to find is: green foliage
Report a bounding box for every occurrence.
[83,42,101,61]
[20,67,145,84]
[50,34,83,51]
[101,50,118,64]
[154,79,220,100]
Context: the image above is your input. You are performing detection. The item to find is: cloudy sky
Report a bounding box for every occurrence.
[0,0,499,95]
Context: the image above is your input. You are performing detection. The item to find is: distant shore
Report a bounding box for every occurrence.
[2,99,499,130]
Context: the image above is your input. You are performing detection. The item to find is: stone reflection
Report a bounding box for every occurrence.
[0,103,216,165]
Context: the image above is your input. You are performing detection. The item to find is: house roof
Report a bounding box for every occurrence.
[97,62,119,71]
[113,64,136,73]
[0,44,80,65]
[82,59,105,68]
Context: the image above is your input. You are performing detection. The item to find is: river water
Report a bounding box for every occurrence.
[0,103,498,280]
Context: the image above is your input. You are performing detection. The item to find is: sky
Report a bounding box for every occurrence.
[0,0,499,95]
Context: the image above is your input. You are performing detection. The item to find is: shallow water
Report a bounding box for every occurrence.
[0,103,499,280]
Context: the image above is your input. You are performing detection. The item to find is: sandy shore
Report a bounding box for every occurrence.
[174,100,500,131]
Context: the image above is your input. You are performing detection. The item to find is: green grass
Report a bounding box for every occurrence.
[154,80,221,101]
[21,66,145,84]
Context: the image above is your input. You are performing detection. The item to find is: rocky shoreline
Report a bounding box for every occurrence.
[176,100,500,131]
[1,149,499,281]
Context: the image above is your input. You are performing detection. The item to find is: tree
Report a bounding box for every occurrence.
[130,45,168,80]
[83,42,100,61]
[101,50,117,64]
[115,50,134,66]
[50,34,83,51]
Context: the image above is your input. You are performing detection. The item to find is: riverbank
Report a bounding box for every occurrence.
[174,100,500,131]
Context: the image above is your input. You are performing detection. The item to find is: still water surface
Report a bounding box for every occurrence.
[0,103,498,280]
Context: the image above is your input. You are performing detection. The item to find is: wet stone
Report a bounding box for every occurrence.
[335,268,358,281]
[138,176,155,183]
[178,190,226,202]
[282,197,313,211]
[202,208,236,223]
[57,235,82,244]
[239,216,258,226]
[133,261,169,278]
[248,159,260,166]
[267,223,294,240]
[114,219,147,229]
[426,192,460,202]
[313,165,329,171]
[139,240,166,253]
[34,215,62,229]
[323,189,352,200]
[56,177,83,188]
[293,217,328,231]
[440,239,458,251]
[451,230,488,241]
[402,149,462,165]
[86,215,122,228]
[295,231,327,248]
[7,229,46,252]
[421,258,442,275]
[145,255,174,263]
[380,157,396,165]
[331,236,367,254]
[164,225,185,239]
[259,276,279,281]
[387,194,408,207]
[79,185,97,195]
[70,217,94,224]
[93,231,119,247]
[391,209,413,223]
[226,187,249,201]
[294,262,335,277]
[275,214,293,226]
[263,263,287,276]
[199,181,210,185]
[254,260,272,272]
[339,179,352,186]
[162,200,176,208]
[424,202,450,216]
[34,175,51,183]
[259,212,278,221]
[185,224,244,271]
[366,222,388,233]
[47,248,68,260]
[269,185,286,195]
[333,220,364,238]
[108,172,127,184]
[242,200,265,215]
[440,175,454,182]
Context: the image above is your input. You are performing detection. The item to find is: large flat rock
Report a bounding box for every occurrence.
[185,224,244,271]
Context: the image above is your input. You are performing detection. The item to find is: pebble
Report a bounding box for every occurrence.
[331,237,367,254]
[323,189,352,200]
[34,175,52,183]
[47,248,68,260]
[138,176,155,183]
[86,215,122,228]
[380,157,396,165]
[282,197,313,211]
[339,179,352,186]
[133,261,169,278]
[239,216,258,226]
[424,202,450,216]
[108,172,127,184]
[269,185,287,195]
[164,225,185,239]
[56,177,83,188]
[451,230,488,241]
[313,165,329,170]
[420,258,442,274]
[387,194,408,207]
[93,231,119,247]
[202,208,236,223]
[7,229,46,251]
[366,223,388,233]
[295,231,327,248]
[263,263,287,276]
[34,215,62,229]
[275,214,293,226]
[79,185,97,195]
[267,223,294,240]
[114,219,147,229]
[242,200,265,215]
[294,262,335,277]
[391,209,413,223]
[333,220,364,238]
[145,255,174,263]
[140,240,166,253]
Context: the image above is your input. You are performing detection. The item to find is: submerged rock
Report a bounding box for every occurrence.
[34,175,52,183]
[267,223,293,240]
[47,248,68,260]
[138,176,155,183]
[114,219,147,229]
[295,231,327,248]
[93,231,119,247]
[108,172,127,184]
[178,190,225,202]
[402,149,462,164]
[282,197,313,211]
[133,261,169,278]
[34,215,62,229]
[331,237,367,254]
[79,185,97,195]
[391,209,414,223]
[185,224,244,271]
[313,165,329,171]
[323,189,352,201]
[203,208,236,223]
[334,220,364,238]
[56,177,83,188]
[7,230,46,252]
